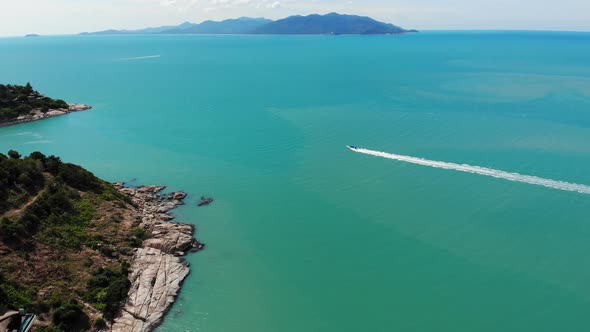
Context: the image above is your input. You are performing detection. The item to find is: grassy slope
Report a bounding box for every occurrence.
[0,151,146,332]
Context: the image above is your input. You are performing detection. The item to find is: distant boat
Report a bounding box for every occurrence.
[347,145,359,150]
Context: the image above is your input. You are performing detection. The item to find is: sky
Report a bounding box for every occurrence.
[1,0,590,36]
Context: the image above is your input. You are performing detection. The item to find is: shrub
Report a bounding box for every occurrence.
[100,246,115,257]
[36,326,62,332]
[57,163,104,193]
[128,227,148,247]
[48,99,68,110]
[0,274,35,310]
[0,107,17,120]
[29,151,47,161]
[94,317,107,329]
[85,267,131,320]
[42,155,62,175]
[52,300,90,332]
[0,217,25,240]
[8,150,21,159]
[15,104,32,114]
[84,257,94,267]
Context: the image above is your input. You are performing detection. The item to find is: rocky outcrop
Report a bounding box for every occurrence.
[110,248,190,332]
[111,184,202,332]
[0,103,92,127]
[68,103,92,112]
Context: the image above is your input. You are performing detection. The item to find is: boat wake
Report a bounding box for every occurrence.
[116,55,161,61]
[349,147,590,195]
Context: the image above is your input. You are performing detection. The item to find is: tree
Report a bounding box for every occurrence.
[0,217,24,240]
[43,155,62,175]
[29,151,47,162]
[0,107,17,120]
[18,172,33,189]
[24,82,33,94]
[52,300,90,331]
[7,150,21,159]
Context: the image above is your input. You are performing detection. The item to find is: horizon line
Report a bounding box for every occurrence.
[3,28,590,38]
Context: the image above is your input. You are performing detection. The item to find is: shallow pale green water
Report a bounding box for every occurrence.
[1,32,590,331]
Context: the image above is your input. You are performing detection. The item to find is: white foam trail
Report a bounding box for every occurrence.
[1,132,31,138]
[116,55,161,61]
[24,140,52,144]
[350,147,590,195]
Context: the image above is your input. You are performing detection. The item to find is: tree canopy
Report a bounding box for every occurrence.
[0,83,68,122]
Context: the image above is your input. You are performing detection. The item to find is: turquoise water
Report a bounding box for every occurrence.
[1,32,590,331]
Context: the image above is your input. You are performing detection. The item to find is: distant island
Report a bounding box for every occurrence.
[25,34,40,38]
[0,151,203,331]
[0,83,91,127]
[81,13,417,36]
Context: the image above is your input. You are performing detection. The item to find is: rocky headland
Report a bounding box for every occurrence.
[0,103,92,127]
[0,152,205,332]
[0,83,92,127]
[111,184,203,332]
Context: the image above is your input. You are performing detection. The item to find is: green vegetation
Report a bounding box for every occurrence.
[51,300,90,332]
[0,151,125,247]
[0,151,46,213]
[84,266,131,320]
[94,318,107,330]
[0,151,136,331]
[128,226,148,247]
[0,271,36,310]
[0,83,68,122]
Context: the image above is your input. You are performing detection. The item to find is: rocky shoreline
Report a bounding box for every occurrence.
[0,103,92,127]
[111,184,203,332]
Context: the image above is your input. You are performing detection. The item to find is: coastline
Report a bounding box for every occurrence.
[0,103,92,127]
[111,184,204,332]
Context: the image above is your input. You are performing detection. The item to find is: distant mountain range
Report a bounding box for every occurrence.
[80,13,416,36]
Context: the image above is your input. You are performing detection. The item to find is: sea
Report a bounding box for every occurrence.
[1,31,590,332]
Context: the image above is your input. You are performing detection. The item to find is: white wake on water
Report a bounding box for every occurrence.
[350,147,590,195]
[116,55,161,61]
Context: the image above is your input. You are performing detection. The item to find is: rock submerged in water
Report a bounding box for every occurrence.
[111,184,202,332]
[197,196,214,207]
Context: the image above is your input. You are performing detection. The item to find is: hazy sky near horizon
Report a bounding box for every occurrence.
[1,0,590,36]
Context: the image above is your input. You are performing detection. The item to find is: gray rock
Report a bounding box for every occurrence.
[68,103,92,112]
[111,247,190,332]
[110,184,199,332]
